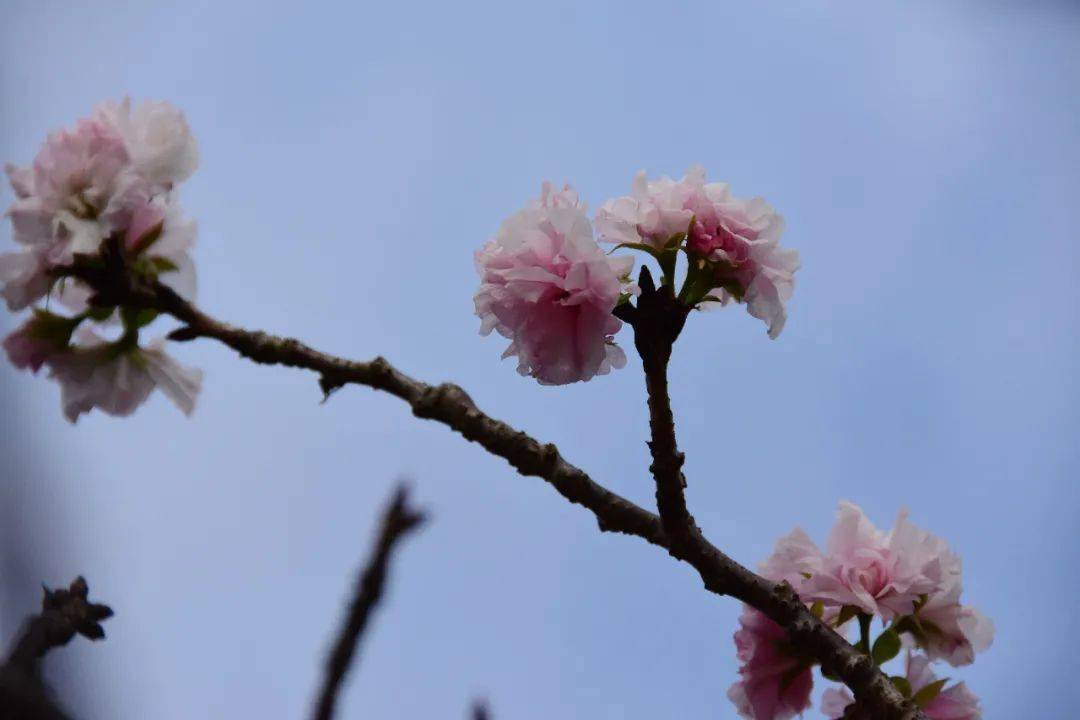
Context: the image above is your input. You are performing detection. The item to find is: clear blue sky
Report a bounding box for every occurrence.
[1,1,1077,717]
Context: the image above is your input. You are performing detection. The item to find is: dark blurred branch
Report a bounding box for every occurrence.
[471,699,491,720]
[64,259,924,720]
[0,577,112,720]
[309,485,426,720]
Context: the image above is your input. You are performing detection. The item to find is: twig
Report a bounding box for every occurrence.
[0,577,113,720]
[309,484,426,720]
[615,267,696,546]
[64,262,924,720]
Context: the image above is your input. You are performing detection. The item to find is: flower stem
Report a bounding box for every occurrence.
[858,613,872,655]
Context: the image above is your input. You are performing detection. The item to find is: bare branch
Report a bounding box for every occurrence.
[310,484,426,720]
[64,261,924,720]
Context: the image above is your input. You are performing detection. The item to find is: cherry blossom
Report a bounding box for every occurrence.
[46,330,202,423]
[474,183,633,385]
[727,606,814,720]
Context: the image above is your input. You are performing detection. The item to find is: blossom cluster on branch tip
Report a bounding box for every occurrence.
[2,99,202,421]
[473,168,800,384]
[729,502,992,720]
[596,166,798,339]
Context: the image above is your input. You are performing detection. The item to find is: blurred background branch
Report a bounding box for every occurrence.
[0,577,112,720]
[310,484,426,720]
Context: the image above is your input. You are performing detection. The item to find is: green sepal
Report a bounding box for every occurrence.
[657,248,679,288]
[664,231,686,250]
[871,629,902,666]
[609,241,665,260]
[86,306,116,322]
[912,678,948,708]
[149,256,179,273]
[889,676,913,698]
[833,605,861,628]
[810,601,824,619]
[120,306,160,331]
[129,220,165,255]
[676,256,715,307]
[26,309,82,346]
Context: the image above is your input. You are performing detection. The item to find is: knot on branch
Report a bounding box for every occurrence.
[319,372,348,401]
[368,356,392,376]
[539,443,562,473]
[412,383,474,420]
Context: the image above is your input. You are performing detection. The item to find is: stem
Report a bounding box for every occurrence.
[858,613,872,655]
[643,352,695,541]
[623,266,695,545]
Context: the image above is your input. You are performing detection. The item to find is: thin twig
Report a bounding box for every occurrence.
[617,267,697,546]
[310,484,426,720]
[64,262,924,720]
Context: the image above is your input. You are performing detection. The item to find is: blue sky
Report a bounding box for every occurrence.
[1,0,1077,717]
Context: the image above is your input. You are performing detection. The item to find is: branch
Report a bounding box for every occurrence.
[620,272,924,720]
[310,484,426,720]
[615,267,696,546]
[471,699,491,720]
[65,262,923,720]
[0,577,113,720]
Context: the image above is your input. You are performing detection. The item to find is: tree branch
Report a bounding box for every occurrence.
[617,267,697,547]
[64,261,924,720]
[310,484,426,720]
[0,577,113,720]
[470,699,491,720]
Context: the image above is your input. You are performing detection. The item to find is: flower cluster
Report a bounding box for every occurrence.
[474,169,800,384]
[2,99,202,421]
[474,183,634,385]
[596,166,799,338]
[729,502,992,720]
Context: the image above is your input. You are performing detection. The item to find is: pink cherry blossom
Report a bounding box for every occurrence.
[596,167,798,338]
[910,574,994,667]
[907,654,982,720]
[820,687,855,719]
[759,527,826,589]
[474,183,633,385]
[2,313,74,372]
[46,330,202,422]
[132,195,198,299]
[93,98,199,188]
[1,120,134,309]
[727,606,813,720]
[799,502,948,621]
[821,655,981,720]
[595,170,697,248]
[53,193,198,318]
[3,102,201,313]
[0,248,52,311]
